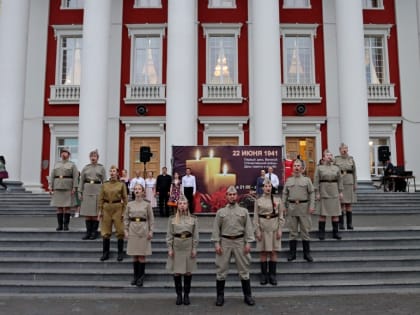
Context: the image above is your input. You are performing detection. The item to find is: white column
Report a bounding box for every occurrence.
[166,0,197,171]
[249,0,282,145]
[0,0,30,181]
[78,0,112,169]
[335,1,371,182]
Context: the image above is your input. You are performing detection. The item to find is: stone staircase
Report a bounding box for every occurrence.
[0,191,420,296]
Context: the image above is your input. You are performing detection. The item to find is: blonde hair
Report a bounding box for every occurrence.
[172,196,193,224]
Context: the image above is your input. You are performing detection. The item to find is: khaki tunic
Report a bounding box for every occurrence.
[314,164,343,217]
[282,175,315,240]
[211,203,255,280]
[79,163,106,216]
[124,199,154,256]
[334,155,357,203]
[98,179,128,239]
[49,160,78,207]
[253,194,285,252]
[166,215,199,274]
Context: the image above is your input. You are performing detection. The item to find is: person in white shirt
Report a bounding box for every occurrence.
[129,170,145,200]
[182,168,196,213]
[265,166,280,194]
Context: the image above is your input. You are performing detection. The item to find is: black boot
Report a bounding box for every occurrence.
[131,261,140,285]
[136,263,145,287]
[117,239,124,261]
[302,240,314,262]
[241,279,255,306]
[259,261,268,285]
[287,240,297,261]
[215,280,225,306]
[339,213,345,230]
[82,220,92,240]
[89,221,99,240]
[332,221,342,240]
[346,211,354,230]
[268,261,277,285]
[318,221,326,240]
[63,213,71,231]
[56,213,63,231]
[174,275,183,305]
[100,238,110,261]
[183,275,192,305]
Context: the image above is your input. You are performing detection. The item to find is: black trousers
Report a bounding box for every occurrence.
[158,191,170,216]
[183,187,194,213]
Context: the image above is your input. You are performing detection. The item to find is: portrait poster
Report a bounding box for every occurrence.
[172,146,283,213]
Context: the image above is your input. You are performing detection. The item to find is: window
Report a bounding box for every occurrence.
[208,0,236,8]
[61,0,84,9]
[365,36,385,84]
[283,0,310,9]
[362,0,383,9]
[134,0,162,8]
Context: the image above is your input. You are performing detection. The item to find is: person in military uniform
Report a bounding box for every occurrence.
[166,195,199,306]
[314,149,343,240]
[124,183,154,287]
[49,147,79,231]
[283,159,315,262]
[253,178,285,285]
[79,149,106,240]
[334,143,357,230]
[211,186,255,307]
[98,165,128,261]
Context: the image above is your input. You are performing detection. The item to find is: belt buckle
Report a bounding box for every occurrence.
[266,215,271,219]
[90,180,95,184]
[295,200,300,204]
[59,175,64,179]
[343,170,347,175]
[181,234,186,239]
[135,218,140,222]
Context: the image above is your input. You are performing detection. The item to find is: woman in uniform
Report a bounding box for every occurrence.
[334,143,357,230]
[253,179,285,285]
[98,165,128,261]
[49,148,79,231]
[314,149,343,240]
[124,183,154,287]
[79,149,106,240]
[166,195,199,306]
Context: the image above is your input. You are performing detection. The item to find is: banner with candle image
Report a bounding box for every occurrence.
[172,146,283,213]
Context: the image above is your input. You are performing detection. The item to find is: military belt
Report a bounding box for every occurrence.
[287,200,308,204]
[55,176,72,179]
[221,234,244,240]
[320,180,337,183]
[130,217,147,222]
[104,199,121,204]
[85,180,102,184]
[259,213,279,219]
[173,232,192,239]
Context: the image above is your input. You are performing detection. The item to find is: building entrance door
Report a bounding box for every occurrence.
[285,137,316,180]
[130,137,160,178]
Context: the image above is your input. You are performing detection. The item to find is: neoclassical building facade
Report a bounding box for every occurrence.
[0,0,419,192]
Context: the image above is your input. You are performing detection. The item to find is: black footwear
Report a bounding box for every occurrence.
[287,240,297,261]
[302,240,314,262]
[268,261,277,286]
[89,221,99,240]
[260,261,268,285]
[131,261,140,285]
[338,213,345,230]
[56,213,63,231]
[136,263,145,287]
[82,220,92,240]
[117,239,124,261]
[215,280,225,306]
[174,275,183,305]
[318,221,326,240]
[332,222,342,240]
[241,279,255,306]
[183,275,192,305]
[346,211,354,230]
[63,213,71,231]
[100,238,110,261]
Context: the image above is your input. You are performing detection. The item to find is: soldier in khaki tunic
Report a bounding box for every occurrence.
[283,159,315,262]
[79,149,106,240]
[98,165,128,261]
[211,186,255,307]
[334,143,357,230]
[253,179,285,285]
[314,149,343,240]
[49,147,79,231]
[124,183,154,287]
[166,195,199,306]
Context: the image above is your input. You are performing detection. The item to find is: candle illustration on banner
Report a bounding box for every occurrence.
[213,164,236,192]
[186,149,208,192]
[201,149,221,194]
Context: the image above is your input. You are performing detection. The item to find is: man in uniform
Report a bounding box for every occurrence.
[283,159,315,262]
[156,166,172,217]
[211,186,255,306]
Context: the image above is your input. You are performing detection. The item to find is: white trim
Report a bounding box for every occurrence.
[199,116,248,145]
[280,23,318,38]
[201,23,242,38]
[364,24,392,38]
[126,24,167,38]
